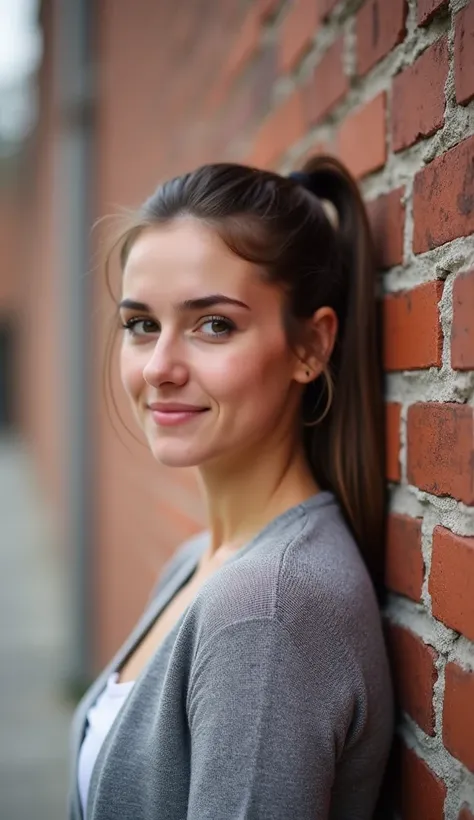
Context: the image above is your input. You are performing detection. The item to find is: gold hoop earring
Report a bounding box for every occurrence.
[302,368,334,427]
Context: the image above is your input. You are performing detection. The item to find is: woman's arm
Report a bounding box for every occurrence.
[186,616,355,820]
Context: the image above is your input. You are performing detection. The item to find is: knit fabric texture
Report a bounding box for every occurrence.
[69,491,394,820]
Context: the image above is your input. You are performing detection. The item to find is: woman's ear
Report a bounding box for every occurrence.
[292,307,338,384]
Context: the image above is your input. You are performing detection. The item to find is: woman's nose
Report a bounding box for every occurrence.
[142,338,188,388]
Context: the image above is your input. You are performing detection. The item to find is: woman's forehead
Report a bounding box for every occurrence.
[122,220,274,306]
[124,219,238,271]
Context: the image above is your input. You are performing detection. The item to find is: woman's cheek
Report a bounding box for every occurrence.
[202,349,256,397]
[120,348,143,401]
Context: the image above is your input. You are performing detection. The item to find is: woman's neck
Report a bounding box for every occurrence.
[197,436,319,563]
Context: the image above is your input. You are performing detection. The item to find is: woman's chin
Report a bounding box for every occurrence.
[148,440,204,469]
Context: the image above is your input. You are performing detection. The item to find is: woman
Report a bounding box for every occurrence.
[69,156,394,820]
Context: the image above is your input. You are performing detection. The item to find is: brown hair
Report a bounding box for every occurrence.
[106,157,386,594]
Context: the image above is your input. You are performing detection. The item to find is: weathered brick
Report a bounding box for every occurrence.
[356,0,407,76]
[455,2,474,106]
[385,513,423,602]
[279,0,319,73]
[214,83,258,160]
[223,6,262,87]
[392,37,448,152]
[430,527,474,641]
[417,0,449,26]
[206,5,262,112]
[385,402,402,482]
[413,135,474,254]
[386,624,437,734]
[383,281,443,371]
[443,662,474,772]
[337,93,387,179]
[305,36,348,124]
[367,187,405,269]
[406,403,474,504]
[451,270,474,371]
[212,41,278,156]
[399,744,447,820]
[248,89,306,168]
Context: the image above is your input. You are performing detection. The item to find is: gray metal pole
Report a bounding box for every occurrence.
[54,0,95,691]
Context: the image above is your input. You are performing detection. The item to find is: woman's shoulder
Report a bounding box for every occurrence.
[191,496,380,657]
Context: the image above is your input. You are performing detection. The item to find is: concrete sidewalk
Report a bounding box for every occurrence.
[0,435,73,820]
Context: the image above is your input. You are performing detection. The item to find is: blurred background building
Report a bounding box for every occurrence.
[0,0,473,818]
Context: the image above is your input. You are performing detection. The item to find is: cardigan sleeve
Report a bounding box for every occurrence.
[186,616,359,820]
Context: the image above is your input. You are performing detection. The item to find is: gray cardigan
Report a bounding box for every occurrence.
[68,491,394,820]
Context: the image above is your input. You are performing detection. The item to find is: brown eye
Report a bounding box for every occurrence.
[122,318,159,337]
[197,316,236,338]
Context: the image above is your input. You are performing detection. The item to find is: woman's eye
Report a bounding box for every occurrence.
[197,316,235,339]
[121,317,159,337]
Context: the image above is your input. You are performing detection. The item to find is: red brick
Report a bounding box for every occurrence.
[399,744,447,820]
[248,89,306,169]
[452,270,474,371]
[429,527,474,641]
[337,93,387,179]
[443,662,474,772]
[413,135,474,254]
[386,624,437,734]
[356,0,407,76]
[367,187,405,269]
[383,281,443,371]
[214,84,258,158]
[455,3,474,105]
[224,7,262,85]
[418,0,449,26]
[206,6,262,112]
[459,807,474,820]
[385,513,423,602]
[214,44,277,158]
[385,402,402,482]
[305,36,348,124]
[279,0,320,73]
[407,403,474,504]
[392,37,448,152]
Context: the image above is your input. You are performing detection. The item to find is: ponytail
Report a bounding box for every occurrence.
[297,156,386,595]
[110,157,386,595]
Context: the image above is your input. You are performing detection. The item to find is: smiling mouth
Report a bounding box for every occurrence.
[149,408,209,427]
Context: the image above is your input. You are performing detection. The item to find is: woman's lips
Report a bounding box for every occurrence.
[148,405,209,427]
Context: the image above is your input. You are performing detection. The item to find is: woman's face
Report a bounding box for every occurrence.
[119,218,305,469]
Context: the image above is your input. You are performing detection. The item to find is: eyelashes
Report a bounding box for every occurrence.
[120,317,158,337]
[120,314,236,340]
[198,316,236,338]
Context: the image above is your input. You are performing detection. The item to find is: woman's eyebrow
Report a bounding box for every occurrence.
[119,298,151,311]
[177,294,250,311]
[119,294,250,312]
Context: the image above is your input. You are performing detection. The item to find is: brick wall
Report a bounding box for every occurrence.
[89,0,474,813]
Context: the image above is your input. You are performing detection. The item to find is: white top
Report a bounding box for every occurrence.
[78,673,135,819]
